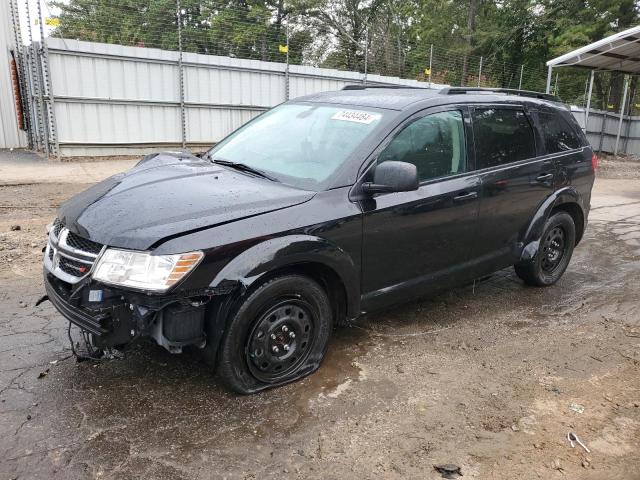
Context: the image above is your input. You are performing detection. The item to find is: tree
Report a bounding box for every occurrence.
[51,0,640,101]
[52,0,312,63]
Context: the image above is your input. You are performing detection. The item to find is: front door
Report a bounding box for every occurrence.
[360,107,481,311]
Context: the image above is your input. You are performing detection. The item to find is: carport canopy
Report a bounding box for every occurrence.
[546,25,640,155]
[546,25,640,75]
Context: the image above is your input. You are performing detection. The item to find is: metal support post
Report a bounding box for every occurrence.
[25,0,46,154]
[477,56,483,87]
[37,0,59,158]
[614,75,629,156]
[518,64,524,90]
[623,86,635,153]
[545,66,553,94]
[177,0,186,150]
[285,23,290,99]
[428,44,433,88]
[362,29,368,85]
[9,0,32,147]
[584,70,594,132]
[598,86,611,154]
[23,48,38,150]
[34,45,50,157]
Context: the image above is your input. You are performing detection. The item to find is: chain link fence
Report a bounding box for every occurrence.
[8,0,639,157]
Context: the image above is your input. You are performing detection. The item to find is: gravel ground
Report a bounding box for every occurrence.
[0,159,639,480]
[597,154,640,179]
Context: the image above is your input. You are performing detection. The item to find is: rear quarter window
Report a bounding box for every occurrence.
[538,110,583,153]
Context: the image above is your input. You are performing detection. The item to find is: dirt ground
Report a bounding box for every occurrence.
[598,154,640,179]
[0,157,639,480]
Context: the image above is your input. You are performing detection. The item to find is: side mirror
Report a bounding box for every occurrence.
[362,161,419,194]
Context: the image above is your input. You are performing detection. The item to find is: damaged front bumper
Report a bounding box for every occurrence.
[42,220,219,353]
[44,271,210,353]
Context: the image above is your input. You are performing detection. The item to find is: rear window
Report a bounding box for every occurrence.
[538,110,582,153]
[472,108,537,169]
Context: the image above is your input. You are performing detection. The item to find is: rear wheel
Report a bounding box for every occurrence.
[515,212,576,286]
[217,275,332,394]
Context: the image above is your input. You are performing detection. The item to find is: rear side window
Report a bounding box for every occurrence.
[538,110,582,153]
[472,108,536,169]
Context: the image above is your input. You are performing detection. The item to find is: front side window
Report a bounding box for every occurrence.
[538,110,582,153]
[207,104,387,190]
[378,110,466,182]
[473,108,536,169]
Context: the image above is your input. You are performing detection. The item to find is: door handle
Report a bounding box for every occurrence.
[536,173,554,182]
[453,191,478,202]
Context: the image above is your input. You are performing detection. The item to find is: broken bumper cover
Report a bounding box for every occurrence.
[43,271,215,351]
[44,271,150,347]
[45,274,109,337]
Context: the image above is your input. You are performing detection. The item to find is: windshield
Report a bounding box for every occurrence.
[207,103,387,189]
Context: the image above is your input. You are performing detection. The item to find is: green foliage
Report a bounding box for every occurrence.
[51,0,640,101]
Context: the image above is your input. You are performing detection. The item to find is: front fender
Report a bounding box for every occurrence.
[209,234,360,317]
[520,187,585,262]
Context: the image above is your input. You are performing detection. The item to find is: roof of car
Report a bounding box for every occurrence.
[297,87,439,110]
[297,86,566,111]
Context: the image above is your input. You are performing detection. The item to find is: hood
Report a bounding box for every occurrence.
[58,152,315,250]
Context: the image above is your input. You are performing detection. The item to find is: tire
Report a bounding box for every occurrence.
[515,212,576,286]
[217,275,333,394]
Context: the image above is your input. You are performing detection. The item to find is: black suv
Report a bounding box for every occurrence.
[43,86,595,393]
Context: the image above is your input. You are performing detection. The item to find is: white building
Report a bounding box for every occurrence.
[0,1,27,149]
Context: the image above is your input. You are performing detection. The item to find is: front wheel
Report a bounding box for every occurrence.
[515,212,576,286]
[217,275,333,394]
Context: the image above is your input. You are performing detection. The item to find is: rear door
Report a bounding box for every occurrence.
[469,105,556,273]
[360,106,481,310]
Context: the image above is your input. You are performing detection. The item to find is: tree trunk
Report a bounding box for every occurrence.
[461,0,478,86]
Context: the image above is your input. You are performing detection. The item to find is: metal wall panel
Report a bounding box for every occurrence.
[54,102,181,144]
[45,38,445,156]
[571,107,640,155]
[0,1,27,149]
[186,107,263,144]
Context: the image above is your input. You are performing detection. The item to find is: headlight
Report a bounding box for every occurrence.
[92,249,203,292]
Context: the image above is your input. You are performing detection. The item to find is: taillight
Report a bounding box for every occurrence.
[591,153,598,171]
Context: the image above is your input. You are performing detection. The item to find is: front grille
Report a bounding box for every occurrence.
[44,224,105,284]
[59,256,91,276]
[66,231,103,254]
[53,218,64,237]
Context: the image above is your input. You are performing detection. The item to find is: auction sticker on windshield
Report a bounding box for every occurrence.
[331,110,382,124]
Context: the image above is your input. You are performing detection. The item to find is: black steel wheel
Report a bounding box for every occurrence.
[217,275,332,394]
[246,299,316,382]
[515,211,576,286]
[540,225,566,273]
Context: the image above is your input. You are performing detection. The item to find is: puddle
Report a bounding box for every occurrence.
[29,320,373,457]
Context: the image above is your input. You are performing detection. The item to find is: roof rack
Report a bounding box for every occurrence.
[439,87,558,101]
[342,84,428,91]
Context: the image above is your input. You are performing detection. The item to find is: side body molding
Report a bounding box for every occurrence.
[209,235,361,317]
[520,186,585,262]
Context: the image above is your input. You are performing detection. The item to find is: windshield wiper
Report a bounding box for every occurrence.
[212,159,279,182]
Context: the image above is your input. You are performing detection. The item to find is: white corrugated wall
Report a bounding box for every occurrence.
[0,1,27,149]
[45,38,448,156]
